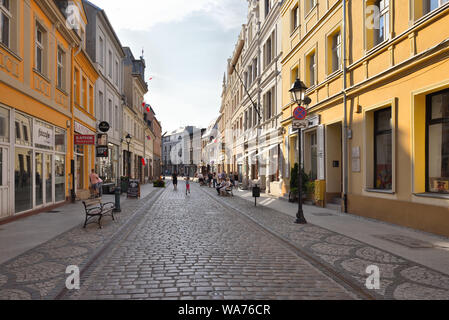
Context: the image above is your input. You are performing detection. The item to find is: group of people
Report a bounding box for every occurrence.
[169,171,240,196]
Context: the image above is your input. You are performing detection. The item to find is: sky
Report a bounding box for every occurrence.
[91,0,248,134]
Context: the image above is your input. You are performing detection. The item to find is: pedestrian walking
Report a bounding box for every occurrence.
[172,172,178,191]
[213,172,217,188]
[208,172,213,188]
[234,172,239,187]
[185,176,191,195]
[89,169,102,198]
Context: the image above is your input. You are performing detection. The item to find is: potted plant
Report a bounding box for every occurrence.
[289,163,299,203]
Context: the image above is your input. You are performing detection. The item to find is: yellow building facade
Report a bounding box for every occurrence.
[281,0,449,237]
[0,0,98,221]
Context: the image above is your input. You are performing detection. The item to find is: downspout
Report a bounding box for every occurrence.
[342,0,349,213]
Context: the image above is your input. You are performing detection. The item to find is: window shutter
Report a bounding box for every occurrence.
[317,124,325,180]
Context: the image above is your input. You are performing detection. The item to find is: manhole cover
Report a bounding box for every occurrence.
[312,212,334,217]
[375,234,434,249]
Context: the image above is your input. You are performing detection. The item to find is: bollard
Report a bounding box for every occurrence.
[114,186,121,212]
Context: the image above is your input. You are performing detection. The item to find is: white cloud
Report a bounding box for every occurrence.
[91,0,247,31]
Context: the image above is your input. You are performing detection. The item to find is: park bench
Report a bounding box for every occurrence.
[82,198,116,229]
[219,185,234,197]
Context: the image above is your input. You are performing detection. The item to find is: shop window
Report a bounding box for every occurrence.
[0,0,10,47]
[55,154,65,202]
[15,112,32,146]
[55,128,66,153]
[374,108,393,190]
[34,120,53,151]
[364,101,395,192]
[15,148,32,213]
[365,0,390,51]
[413,0,449,20]
[426,90,449,194]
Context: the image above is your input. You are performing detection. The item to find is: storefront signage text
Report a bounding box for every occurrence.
[34,123,54,147]
[74,135,95,145]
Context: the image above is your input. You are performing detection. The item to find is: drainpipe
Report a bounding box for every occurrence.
[342,0,349,213]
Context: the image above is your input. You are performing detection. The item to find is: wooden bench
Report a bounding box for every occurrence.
[82,198,116,229]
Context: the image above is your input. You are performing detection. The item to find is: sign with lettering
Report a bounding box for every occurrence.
[74,121,94,135]
[96,146,109,158]
[74,135,95,145]
[127,179,141,199]
[99,121,110,133]
[34,123,54,147]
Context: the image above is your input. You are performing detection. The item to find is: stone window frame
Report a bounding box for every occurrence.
[34,19,48,77]
[325,23,343,77]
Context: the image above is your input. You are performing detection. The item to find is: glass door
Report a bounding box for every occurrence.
[35,152,44,207]
[15,148,32,213]
[45,154,53,204]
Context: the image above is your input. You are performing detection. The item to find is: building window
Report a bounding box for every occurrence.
[291,3,299,32]
[291,65,299,85]
[89,85,93,113]
[306,0,316,14]
[82,77,87,108]
[0,0,10,47]
[74,68,79,105]
[426,89,449,194]
[99,36,104,66]
[265,0,271,17]
[414,0,449,20]
[57,47,64,89]
[374,108,393,190]
[108,99,112,126]
[35,24,45,74]
[329,31,342,74]
[365,0,390,50]
[115,60,119,86]
[306,51,316,87]
[108,50,112,78]
[264,32,275,69]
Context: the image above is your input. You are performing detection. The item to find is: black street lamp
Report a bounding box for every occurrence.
[289,78,311,225]
[126,134,132,178]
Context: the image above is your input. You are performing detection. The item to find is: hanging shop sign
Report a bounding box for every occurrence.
[99,121,110,133]
[97,133,108,146]
[34,123,54,147]
[74,134,95,145]
[96,146,109,158]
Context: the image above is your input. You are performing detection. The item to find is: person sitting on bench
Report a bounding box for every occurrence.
[217,178,231,196]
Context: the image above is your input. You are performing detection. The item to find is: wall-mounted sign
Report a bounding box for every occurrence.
[74,134,95,145]
[307,115,321,128]
[34,123,54,147]
[74,121,94,135]
[99,121,110,133]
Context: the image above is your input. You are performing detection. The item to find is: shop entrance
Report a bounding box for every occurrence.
[35,152,53,208]
[326,122,343,206]
[0,147,9,218]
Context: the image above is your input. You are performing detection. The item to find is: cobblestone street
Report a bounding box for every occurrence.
[1,182,449,300]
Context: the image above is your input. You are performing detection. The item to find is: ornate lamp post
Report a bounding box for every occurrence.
[289,79,311,225]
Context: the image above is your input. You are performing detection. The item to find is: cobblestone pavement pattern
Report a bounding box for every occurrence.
[0,188,163,300]
[66,184,358,300]
[200,187,449,300]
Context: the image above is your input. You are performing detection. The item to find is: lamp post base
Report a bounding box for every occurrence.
[295,212,307,224]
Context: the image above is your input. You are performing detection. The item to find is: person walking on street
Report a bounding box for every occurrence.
[89,169,102,198]
[208,172,213,188]
[213,172,217,188]
[172,172,178,191]
[185,176,191,195]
